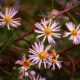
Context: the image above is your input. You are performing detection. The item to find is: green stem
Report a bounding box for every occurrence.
[0,33,16,54]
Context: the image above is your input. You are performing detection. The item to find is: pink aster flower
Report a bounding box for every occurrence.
[15,54,34,77]
[35,19,61,44]
[0,7,21,30]
[48,50,62,70]
[29,42,51,69]
[64,22,80,45]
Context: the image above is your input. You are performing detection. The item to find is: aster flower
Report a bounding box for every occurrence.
[66,0,79,8]
[35,19,61,44]
[51,9,59,16]
[32,74,46,80]
[47,9,59,19]
[0,7,21,30]
[29,42,51,69]
[39,9,59,19]
[15,54,33,77]
[64,22,80,44]
[48,50,62,70]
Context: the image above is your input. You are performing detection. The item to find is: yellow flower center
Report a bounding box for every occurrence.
[39,51,46,59]
[71,29,77,36]
[44,28,52,35]
[22,60,30,68]
[5,16,12,23]
[52,11,58,15]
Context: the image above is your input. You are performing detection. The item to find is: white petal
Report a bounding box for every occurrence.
[35,30,43,33]
[48,35,55,44]
[76,24,80,30]
[66,22,74,31]
[52,64,55,70]
[51,21,59,29]
[41,18,47,28]
[10,23,18,28]
[29,48,37,54]
[44,61,46,68]
[69,35,74,40]
[56,62,62,69]
[5,8,8,16]
[15,60,22,64]
[25,72,29,76]
[51,26,60,32]
[7,24,10,30]
[38,60,42,69]
[0,12,5,18]
[35,23,44,30]
[49,19,51,27]
[45,45,51,52]
[51,33,61,38]
[42,36,46,43]
[64,32,71,37]
[36,34,44,38]
[11,10,18,18]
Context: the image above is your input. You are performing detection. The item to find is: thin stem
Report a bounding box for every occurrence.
[14,28,34,42]
[0,33,15,54]
[60,44,80,54]
[53,2,80,19]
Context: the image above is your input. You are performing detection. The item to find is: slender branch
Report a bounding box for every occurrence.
[61,44,80,54]
[14,28,34,42]
[53,2,80,19]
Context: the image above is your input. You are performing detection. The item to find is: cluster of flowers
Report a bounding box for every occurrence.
[0,6,80,80]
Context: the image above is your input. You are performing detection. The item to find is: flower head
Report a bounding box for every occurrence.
[64,22,80,44]
[47,9,59,18]
[48,50,62,70]
[29,42,51,69]
[15,54,32,77]
[52,9,59,16]
[35,19,61,44]
[0,7,21,30]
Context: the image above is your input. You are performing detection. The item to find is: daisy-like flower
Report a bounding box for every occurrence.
[66,0,79,8]
[15,54,33,77]
[64,22,80,44]
[35,19,61,44]
[51,9,59,17]
[32,74,46,80]
[47,9,59,19]
[48,50,62,70]
[39,9,59,19]
[0,7,21,30]
[29,42,51,69]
